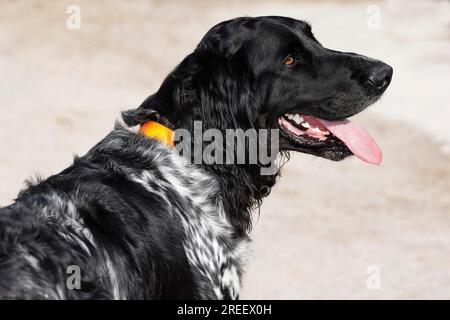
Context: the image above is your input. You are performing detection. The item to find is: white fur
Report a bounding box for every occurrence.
[131,142,250,299]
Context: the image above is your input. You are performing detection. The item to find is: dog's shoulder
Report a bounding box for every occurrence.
[87,125,251,299]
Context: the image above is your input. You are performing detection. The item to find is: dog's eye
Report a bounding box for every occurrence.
[284,55,297,66]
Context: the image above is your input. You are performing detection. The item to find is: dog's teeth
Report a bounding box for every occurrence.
[301,121,311,128]
[287,114,294,120]
[293,114,303,124]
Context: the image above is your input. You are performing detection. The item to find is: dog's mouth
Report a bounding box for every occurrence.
[278,113,382,165]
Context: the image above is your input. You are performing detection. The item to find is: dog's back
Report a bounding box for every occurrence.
[0,194,110,299]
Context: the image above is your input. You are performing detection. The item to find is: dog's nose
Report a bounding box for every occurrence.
[367,63,393,91]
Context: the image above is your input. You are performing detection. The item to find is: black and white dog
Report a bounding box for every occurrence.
[0,16,392,299]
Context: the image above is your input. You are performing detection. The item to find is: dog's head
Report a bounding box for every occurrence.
[124,16,392,165]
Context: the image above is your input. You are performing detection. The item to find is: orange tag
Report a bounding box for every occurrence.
[139,121,175,147]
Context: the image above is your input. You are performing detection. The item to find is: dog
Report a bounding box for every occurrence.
[0,16,392,299]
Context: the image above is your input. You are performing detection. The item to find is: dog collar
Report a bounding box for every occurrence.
[139,120,175,147]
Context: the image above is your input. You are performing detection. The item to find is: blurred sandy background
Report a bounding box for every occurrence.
[0,0,449,299]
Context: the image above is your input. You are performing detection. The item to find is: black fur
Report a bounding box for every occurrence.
[0,16,392,299]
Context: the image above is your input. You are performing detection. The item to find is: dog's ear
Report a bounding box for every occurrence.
[123,50,255,131]
[182,49,257,131]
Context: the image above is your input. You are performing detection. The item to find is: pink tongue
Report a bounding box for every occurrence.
[317,118,383,165]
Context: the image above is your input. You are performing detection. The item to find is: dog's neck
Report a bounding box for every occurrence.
[137,120,278,237]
